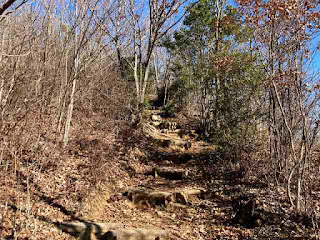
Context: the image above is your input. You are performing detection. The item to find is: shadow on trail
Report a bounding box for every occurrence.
[16,170,78,220]
[11,171,109,239]
[148,148,218,166]
[6,202,107,239]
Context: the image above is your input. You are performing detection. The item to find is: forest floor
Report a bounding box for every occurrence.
[0,108,320,239]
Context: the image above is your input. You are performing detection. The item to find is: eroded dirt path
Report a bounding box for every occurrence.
[1,110,316,239]
[115,110,252,240]
[62,110,255,239]
[91,110,316,240]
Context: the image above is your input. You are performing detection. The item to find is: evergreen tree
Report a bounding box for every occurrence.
[163,0,265,153]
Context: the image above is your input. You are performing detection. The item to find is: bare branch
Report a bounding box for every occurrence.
[0,0,28,16]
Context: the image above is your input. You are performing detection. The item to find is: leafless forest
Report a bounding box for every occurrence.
[0,0,320,239]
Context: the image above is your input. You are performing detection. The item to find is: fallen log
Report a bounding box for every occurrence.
[174,187,207,205]
[127,189,174,207]
[101,228,169,240]
[181,188,206,196]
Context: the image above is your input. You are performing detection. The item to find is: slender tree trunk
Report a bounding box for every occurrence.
[57,50,68,133]
[63,0,79,146]
[0,20,6,104]
[153,52,159,94]
[63,70,77,146]
[140,61,151,104]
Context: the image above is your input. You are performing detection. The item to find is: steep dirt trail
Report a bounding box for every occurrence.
[118,110,248,240]
[1,109,317,239]
[58,110,250,240]
[85,110,253,239]
[53,110,314,239]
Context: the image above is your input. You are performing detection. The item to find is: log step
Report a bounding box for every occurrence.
[152,167,188,180]
[101,228,169,240]
[126,189,174,207]
[125,187,206,207]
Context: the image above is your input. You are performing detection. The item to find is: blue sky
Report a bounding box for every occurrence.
[311,35,320,75]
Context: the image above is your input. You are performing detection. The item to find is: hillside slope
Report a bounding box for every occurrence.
[0,109,318,239]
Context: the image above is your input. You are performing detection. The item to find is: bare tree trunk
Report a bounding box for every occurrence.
[63,0,79,146]
[57,50,68,133]
[153,52,159,94]
[0,18,6,105]
[140,61,151,105]
[63,70,77,146]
